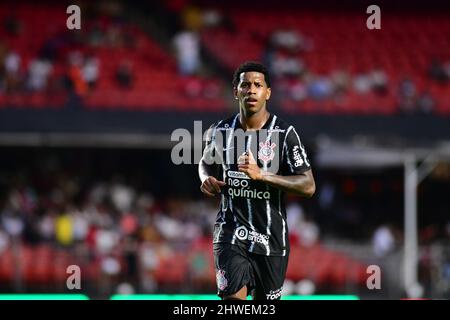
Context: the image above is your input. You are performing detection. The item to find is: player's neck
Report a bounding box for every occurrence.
[239,109,270,131]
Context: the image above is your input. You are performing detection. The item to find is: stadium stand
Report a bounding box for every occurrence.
[0,0,449,301]
[0,1,448,114]
[199,8,450,115]
[0,2,227,111]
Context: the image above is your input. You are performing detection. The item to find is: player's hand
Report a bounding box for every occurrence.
[200,176,226,197]
[238,151,263,181]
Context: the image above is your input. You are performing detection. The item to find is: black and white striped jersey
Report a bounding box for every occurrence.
[202,113,311,256]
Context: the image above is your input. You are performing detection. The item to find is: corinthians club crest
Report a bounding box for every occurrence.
[258,141,276,162]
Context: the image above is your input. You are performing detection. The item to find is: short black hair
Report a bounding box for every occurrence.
[232,61,271,88]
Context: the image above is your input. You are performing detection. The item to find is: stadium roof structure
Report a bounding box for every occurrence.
[315,137,450,169]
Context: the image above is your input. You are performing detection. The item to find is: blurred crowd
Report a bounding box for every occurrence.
[0,150,449,297]
[1,2,449,114]
[0,6,137,99]
[0,169,215,295]
[261,27,450,115]
[0,150,324,296]
[1,0,450,298]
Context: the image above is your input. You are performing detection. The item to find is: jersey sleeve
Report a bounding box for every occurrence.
[283,126,311,175]
[201,122,221,165]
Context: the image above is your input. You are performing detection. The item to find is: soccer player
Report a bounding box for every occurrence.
[198,61,315,300]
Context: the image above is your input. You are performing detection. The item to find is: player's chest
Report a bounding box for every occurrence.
[215,128,285,172]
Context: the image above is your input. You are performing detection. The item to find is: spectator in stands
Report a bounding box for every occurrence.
[82,55,100,90]
[416,91,435,115]
[139,240,160,292]
[331,69,351,96]
[297,214,320,247]
[106,24,124,48]
[372,224,396,258]
[115,60,134,88]
[110,175,135,213]
[288,79,308,102]
[287,202,320,246]
[72,210,89,242]
[173,5,203,76]
[428,58,448,84]
[287,202,304,231]
[181,5,203,31]
[270,28,312,53]
[0,229,8,254]
[172,29,201,76]
[398,77,417,114]
[370,68,388,95]
[318,181,336,211]
[38,209,56,242]
[26,58,53,92]
[153,212,178,243]
[445,61,450,80]
[66,51,88,97]
[1,205,25,239]
[308,75,334,100]
[262,39,277,78]
[4,50,22,92]
[122,235,140,285]
[55,212,74,247]
[287,201,320,246]
[350,68,389,103]
[88,22,105,47]
[0,64,5,92]
[39,33,70,62]
[270,52,305,79]
[201,8,223,28]
[353,73,372,94]
[264,28,309,82]
[96,227,120,256]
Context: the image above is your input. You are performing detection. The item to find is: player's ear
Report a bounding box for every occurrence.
[233,87,239,100]
[266,87,271,100]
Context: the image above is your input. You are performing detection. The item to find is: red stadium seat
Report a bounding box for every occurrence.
[154,252,189,286]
